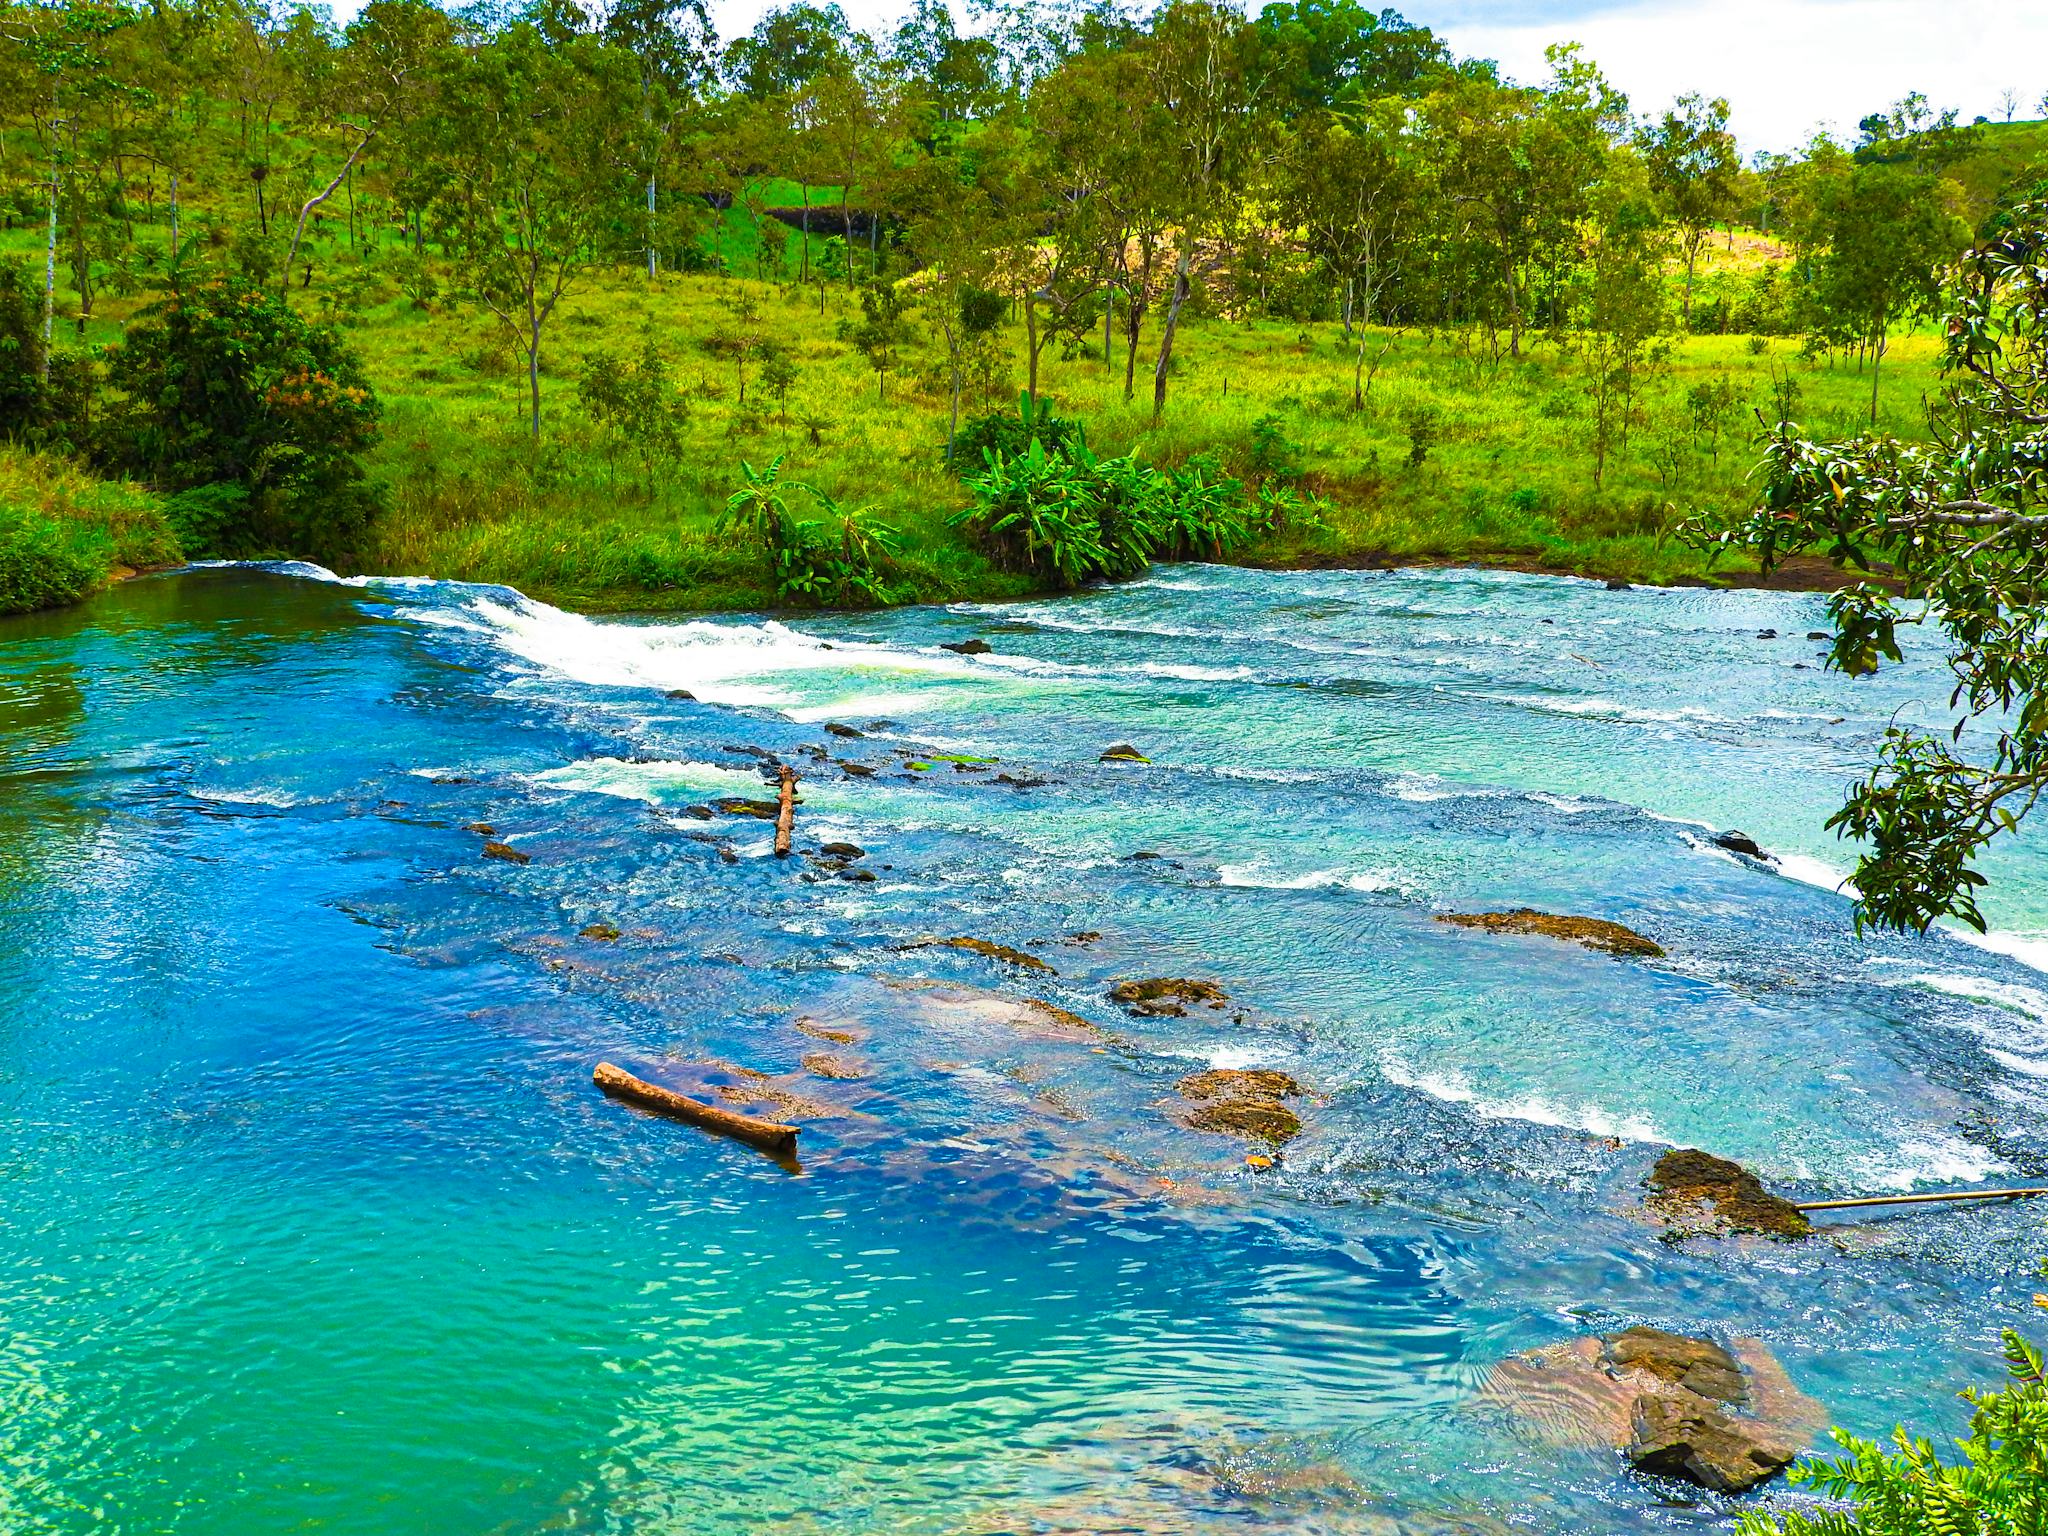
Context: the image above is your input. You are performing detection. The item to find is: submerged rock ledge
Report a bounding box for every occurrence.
[1436,909,1664,957]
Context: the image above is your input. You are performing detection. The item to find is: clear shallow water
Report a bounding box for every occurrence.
[3,562,2045,1535]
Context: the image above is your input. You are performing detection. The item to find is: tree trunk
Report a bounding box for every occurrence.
[41,165,57,373]
[1869,324,1886,424]
[528,316,542,442]
[1151,253,1191,425]
[1024,287,1040,406]
[647,170,658,279]
[1103,281,1114,370]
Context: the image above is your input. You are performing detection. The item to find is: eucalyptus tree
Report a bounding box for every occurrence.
[898,144,1012,451]
[277,0,453,296]
[1809,159,1970,420]
[431,8,637,441]
[1426,44,1622,358]
[1250,0,1451,116]
[602,0,718,280]
[810,41,912,277]
[1136,0,1266,422]
[1639,91,1738,326]
[1698,211,2048,934]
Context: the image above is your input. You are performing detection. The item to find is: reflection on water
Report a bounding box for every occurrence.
[1,562,2044,1535]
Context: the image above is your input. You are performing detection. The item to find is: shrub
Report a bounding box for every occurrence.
[720,454,899,606]
[0,259,91,450]
[950,432,1272,589]
[948,389,1085,470]
[1737,1329,2046,1536]
[0,501,108,614]
[101,278,383,560]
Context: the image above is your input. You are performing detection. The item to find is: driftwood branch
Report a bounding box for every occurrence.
[1795,1186,2048,1212]
[773,765,796,857]
[593,1061,800,1158]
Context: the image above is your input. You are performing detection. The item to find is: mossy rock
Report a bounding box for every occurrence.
[1646,1148,1811,1240]
[1110,978,1229,1016]
[1436,908,1663,957]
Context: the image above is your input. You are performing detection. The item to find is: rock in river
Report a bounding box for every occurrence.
[1645,1148,1811,1240]
[904,936,1056,973]
[1100,743,1152,763]
[1176,1068,1304,1145]
[1710,829,1772,861]
[941,638,993,654]
[481,841,530,865]
[1484,1326,1822,1494]
[1436,908,1663,957]
[1110,978,1229,1016]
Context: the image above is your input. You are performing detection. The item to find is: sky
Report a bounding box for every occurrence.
[692,0,2048,155]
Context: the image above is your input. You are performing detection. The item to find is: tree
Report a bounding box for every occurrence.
[899,148,1009,452]
[432,13,635,442]
[1579,150,1666,488]
[1810,160,1969,422]
[1138,0,1264,423]
[1640,92,1739,327]
[101,276,382,556]
[1696,208,2048,934]
[601,0,716,281]
[1428,46,1623,359]
[1273,101,1426,407]
[842,277,912,400]
[1250,0,1451,116]
[278,0,453,298]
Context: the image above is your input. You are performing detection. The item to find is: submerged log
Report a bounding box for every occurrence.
[593,1061,800,1157]
[773,766,796,858]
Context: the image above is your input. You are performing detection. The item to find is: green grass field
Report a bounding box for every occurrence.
[0,205,1954,612]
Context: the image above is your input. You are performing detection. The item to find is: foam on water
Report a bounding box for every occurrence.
[1377,1059,1670,1144]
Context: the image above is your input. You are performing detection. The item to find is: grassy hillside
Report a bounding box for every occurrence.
[0,211,1949,611]
[341,262,1939,609]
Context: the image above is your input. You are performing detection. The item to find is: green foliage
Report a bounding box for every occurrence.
[719,452,899,605]
[949,389,1085,469]
[1693,205,2048,933]
[101,279,382,559]
[0,447,180,613]
[1736,1330,2046,1536]
[950,427,1271,588]
[577,339,688,487]
[0,259,91,450]
[0,501,108,613]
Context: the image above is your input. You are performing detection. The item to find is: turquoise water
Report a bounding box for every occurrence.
[3,562,2045,1535]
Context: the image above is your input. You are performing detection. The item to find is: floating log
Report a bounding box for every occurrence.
[593,1061,800,1157]
[773,765,796,858]
[1794,1187,2048,1213]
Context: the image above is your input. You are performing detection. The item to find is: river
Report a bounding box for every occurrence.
[2,562,2043,1534]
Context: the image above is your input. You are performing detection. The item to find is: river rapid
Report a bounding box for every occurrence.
[3,562,2045,1535]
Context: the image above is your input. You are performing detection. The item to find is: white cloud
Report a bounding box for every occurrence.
[1439,0,2048,154]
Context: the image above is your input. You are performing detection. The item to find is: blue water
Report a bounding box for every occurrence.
[3,562,2044,1535]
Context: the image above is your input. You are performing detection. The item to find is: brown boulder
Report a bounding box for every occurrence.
[904,936,1056,972]
[1436,909,1663,957]
[481,841,530,864]
[1111,978,1229,1017]
[1647,1148,1811,1240]
[1628,1391,1800,1494]
[1483,1326,1823,1495]
[1176,1067,1304,1146]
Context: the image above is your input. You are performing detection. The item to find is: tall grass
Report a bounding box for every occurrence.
[0,450,180,615]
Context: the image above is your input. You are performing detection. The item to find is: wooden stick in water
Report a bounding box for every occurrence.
[593,1061,800,1158]
[1795,1187,2048,1212]
[774,765,796,858]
